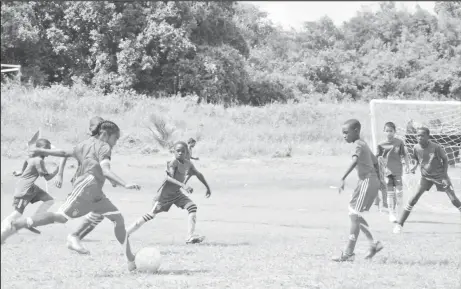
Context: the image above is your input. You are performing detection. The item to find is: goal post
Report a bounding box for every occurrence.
[370,99,461,172]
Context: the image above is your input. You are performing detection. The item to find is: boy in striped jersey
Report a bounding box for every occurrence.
[127,141,211,244]
[394,127,461,234]
[333,119,384,262]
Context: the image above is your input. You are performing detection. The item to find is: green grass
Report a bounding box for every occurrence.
[1,155,460,289]
[1,82,371,159]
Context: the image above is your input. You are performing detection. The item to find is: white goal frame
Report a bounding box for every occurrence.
[1,64,21,73]
[369,99,461,151]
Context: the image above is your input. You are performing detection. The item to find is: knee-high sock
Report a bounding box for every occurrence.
[71,213,104,240]
[395,189,403,215]
[187,204,198,238]
[387,190,396,213]
[345,214,360,255]
[2,211,22,226]
[126,213,155,236]
[359,216,375,246]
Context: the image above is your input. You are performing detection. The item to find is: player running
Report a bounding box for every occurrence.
[333,119,385,262]
[393,127,461,234]
[1,120,141,271]
[1,139,59,238]
[126,141,211,244]
[376,122,410,222]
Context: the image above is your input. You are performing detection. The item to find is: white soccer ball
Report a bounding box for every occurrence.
[135,247,162,273]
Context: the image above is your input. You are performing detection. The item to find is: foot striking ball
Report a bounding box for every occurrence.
[135,247,162,273]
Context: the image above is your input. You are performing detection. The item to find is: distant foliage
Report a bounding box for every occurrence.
[2,1,461,104]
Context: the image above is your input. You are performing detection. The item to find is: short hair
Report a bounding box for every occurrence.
[173,141,188,148]
[36,138,51,149]
[89,116,104,136]
[417,126,430,136]
[344,119,361,131]
[187,138,196,144]
[384,122,396,131]
[95,120,120,136]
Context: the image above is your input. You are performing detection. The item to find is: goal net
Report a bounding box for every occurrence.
[370,100,461,212]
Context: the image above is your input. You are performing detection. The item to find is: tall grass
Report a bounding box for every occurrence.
[1,82,372,159]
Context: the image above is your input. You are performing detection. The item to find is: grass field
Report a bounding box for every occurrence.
[1,155,460,289]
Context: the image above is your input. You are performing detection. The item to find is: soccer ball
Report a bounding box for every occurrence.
[135,247,162,273]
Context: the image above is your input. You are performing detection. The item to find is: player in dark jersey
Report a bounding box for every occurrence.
[332,119,385,262]
[126,141,211,244]
[393,127,461,234]
[1,121,141,271]
[1,139,59,239]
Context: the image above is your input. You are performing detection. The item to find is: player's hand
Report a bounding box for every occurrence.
[404,166,410,174]
[205,189,211,198]
[183,185,194,194]
[338,179,345,194]
[55,175,63,188]
[125,183,141,190]
[441,179,449,188]
[110,180,117,187]
[410,167,416,174]
[12,170,23,177]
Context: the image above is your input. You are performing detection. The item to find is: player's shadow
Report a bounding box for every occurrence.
[378,258,451,267]
[156,269,210,275]
[407,220,460,225]
[195,241,251,247]
[81,239,100,243]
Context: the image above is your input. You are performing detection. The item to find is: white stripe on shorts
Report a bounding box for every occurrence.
[102,211,120,216]
[355,178,369,213]
[58,175,95,214]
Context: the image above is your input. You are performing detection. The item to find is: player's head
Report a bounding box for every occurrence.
[187,138,197,148]
[173,141,188,161]
[96,120,120,148]
[383,122,396,140]
[342,119,361,143]
[35,138,52,158]
[416,127,430,146]
[89,116,104,136]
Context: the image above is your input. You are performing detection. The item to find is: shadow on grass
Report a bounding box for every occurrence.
[81,239,100,243]
[155,269,210,275]
[378,258,452,267]
[407,220,460,225]
[195,241,251,247]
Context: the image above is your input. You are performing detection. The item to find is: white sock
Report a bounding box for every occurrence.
[187,212,197,238]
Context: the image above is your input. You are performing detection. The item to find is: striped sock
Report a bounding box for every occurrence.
[397,204,414,226]
[77,213,104,240]
[127,213,155,236]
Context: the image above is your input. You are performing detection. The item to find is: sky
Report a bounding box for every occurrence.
[249,1,436,30]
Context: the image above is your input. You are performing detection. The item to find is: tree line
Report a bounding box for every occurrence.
[1,1,460,105]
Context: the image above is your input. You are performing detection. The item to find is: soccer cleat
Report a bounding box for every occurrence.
[66,235,90,254]
[127,260,137,272]
[332,252,355,262]
[186,235,205,244]
[388,214,397,223]
[365,241,384,260]
[0,221,18,244]
[393,224,403,234]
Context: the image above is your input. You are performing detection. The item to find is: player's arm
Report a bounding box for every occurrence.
[54,157,68,188]
[400,142,410,172]
[165,161,189,188]
[375,145,383,157]
[30,147,75,158]
[37,159,59,181]
[409,147,419,173]
[13,160,29,176]
[372,153,381,177]
[341,156,358,181]
[188,165,211,197]
[190,156,199,160]
[98,146,140,190]
[437,145,450,178]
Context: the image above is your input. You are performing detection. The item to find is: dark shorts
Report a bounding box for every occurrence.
[13,185,53,214]
[387,174,403,190]
[420,177,454,193]
[349,177,380,214]
[151,191,194,214]
[58,175,119,218]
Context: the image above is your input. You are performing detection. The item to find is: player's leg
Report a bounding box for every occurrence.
[387,176,397,222]
[393,178,429,234]
[92,197,136,271]
[126,199,168,236]
[177,194,204,244]
[394,175,404,217]
[31,185,55,216]
[70,212,105,240]
[438,181,461,213]
[1,197,29,242]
